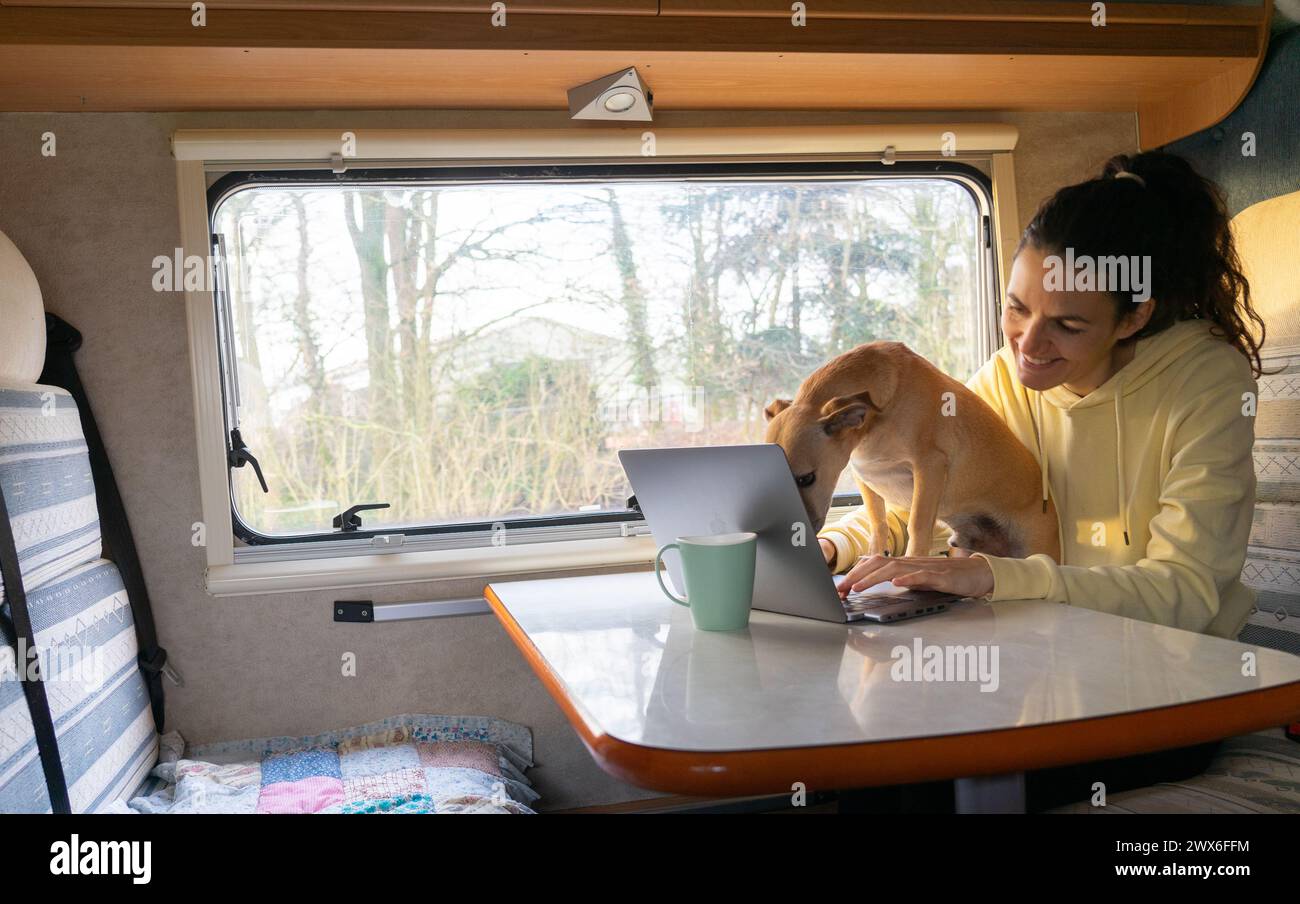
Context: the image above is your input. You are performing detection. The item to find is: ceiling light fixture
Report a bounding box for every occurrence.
[568,67,653,122]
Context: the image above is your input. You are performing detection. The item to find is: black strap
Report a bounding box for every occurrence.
[38,314,168,731]
[0,483,72,814]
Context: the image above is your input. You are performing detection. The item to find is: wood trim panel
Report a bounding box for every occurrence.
[659,0,1266,27]
[0,0,1265,24]
[0,48,1263,114]
[1,0,656,11]
[485,583,1300,795]
[0,7,1264,55]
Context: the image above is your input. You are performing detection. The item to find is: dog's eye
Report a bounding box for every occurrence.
[795,472,816,488]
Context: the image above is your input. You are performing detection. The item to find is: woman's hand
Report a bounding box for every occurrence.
[840,553,995,600]
[818,537,836,567]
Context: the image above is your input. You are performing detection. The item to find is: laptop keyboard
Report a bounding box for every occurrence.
[842,589,951,623]
[842,590,898,612]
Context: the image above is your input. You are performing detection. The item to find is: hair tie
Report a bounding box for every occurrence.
[1113,170,1147,188]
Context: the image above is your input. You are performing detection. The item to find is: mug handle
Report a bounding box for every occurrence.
[654,543,689,607]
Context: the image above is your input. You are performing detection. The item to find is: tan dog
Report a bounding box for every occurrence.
[764,341,1059,561]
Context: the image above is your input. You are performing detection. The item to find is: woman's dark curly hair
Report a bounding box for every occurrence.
[1018,151,1266,378]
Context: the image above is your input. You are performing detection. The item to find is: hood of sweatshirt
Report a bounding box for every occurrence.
[1019,318,1226,548]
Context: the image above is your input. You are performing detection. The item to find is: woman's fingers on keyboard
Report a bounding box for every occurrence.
[842,555,891,593]
[845,556,949,593]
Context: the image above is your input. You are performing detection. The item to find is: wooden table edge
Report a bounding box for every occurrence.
[484,582,1300,796]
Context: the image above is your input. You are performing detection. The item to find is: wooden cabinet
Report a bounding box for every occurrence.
[0,0,1272,147]
[0,0,656,12]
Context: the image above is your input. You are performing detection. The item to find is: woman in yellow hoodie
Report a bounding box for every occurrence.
[822,151,1264,641]
[818,151,1266,812]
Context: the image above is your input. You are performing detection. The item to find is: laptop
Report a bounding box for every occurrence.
[618,444,960,623]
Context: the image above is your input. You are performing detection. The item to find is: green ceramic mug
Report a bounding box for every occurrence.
[654,532,757,631]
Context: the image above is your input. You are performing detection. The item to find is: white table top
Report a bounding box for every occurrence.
[488,570,1300,755]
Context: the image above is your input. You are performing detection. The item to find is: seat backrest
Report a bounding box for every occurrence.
[1234,190,1300,655]
[0,228,157,813]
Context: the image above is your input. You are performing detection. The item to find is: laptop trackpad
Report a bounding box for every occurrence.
[834,575,912,597]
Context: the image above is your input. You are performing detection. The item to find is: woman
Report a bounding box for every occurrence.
[818,150,1265,810]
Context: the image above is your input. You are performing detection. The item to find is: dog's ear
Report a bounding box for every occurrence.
[818,390,880,436]
[764,398,793,422]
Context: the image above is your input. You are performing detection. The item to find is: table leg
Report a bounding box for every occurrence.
[954,772,1027,814]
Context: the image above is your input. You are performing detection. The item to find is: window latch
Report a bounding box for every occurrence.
[227,428,269,493]
[626,494,642,515]
[334,503,390,532]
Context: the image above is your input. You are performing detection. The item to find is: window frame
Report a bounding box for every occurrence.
[208,158,999,550]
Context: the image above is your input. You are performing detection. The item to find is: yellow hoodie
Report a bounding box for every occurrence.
[819,319,1258,640]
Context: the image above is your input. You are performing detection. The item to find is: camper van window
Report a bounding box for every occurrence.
[208,163,994,544]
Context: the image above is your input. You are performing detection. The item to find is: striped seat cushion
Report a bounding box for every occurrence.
[0,384,101,594]
[0,383,157,812]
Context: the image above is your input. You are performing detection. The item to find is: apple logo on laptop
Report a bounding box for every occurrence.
[709,513,728,535]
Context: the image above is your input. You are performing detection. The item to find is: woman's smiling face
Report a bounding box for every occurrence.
[1003,246,1152,393]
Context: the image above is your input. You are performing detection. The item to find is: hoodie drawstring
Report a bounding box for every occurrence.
[1115,388,1130,546]
[1033,381,1131,550]
[1035,391,1049,514]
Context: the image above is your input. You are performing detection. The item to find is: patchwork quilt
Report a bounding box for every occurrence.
[108,714,538,814]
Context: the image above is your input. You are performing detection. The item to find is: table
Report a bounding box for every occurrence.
[485,570,1300,812]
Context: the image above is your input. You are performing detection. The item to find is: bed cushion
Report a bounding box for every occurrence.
[1046,729,1300,814]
